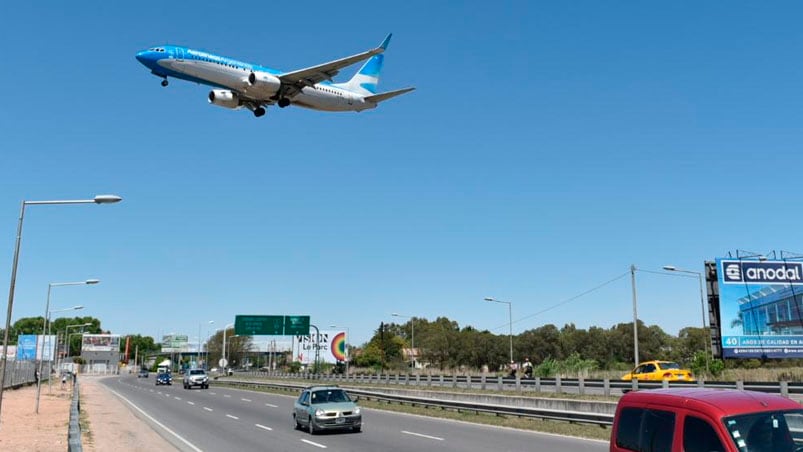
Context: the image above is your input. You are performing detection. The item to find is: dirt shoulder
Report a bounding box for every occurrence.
[0,380,71,451]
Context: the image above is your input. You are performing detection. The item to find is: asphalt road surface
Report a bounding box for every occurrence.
[102,375,608,452]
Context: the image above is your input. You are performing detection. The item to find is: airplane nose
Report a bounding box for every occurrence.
[135,50,148,63]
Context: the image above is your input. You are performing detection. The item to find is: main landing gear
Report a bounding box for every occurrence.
[278,98,290,108]
[253,107,266,117]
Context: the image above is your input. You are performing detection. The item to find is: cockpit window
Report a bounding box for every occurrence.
[148,47,166,52]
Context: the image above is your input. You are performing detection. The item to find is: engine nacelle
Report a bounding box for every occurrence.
[208,90,240,109]
[245,71,281,97]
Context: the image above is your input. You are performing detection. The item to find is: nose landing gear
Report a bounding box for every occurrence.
[161,78,169,87]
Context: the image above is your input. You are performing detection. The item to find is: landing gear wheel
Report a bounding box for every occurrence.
[253,107,266,117]
[161,79,169,87]
[278,98,290,108]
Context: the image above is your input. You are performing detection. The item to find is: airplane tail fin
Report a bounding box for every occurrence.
[336,34,392,95]
[338,54,385,95]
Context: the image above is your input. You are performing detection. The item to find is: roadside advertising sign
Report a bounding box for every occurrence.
[718,258,803,358]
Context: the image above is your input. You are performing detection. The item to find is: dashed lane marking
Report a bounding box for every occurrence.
[265,403,278,408]
[255,424,272,431]
[187,401,195,405]
[203,407,213,412]
[241,398,252,402]
[402,431,444,441]
[226,414,239,420]
[301,439,327,449]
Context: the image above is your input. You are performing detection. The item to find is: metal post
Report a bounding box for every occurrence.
[696,272,710,373]
[631,265,639,368]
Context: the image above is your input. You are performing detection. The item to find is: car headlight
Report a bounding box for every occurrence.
[315,409,325,417]
[353,407,361,415]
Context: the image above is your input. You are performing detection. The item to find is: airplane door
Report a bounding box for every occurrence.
[175,48,184,61]
[346,92,353,106]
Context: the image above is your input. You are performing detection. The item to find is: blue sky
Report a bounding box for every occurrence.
[2,1,803,349]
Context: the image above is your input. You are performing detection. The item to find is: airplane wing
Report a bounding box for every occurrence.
[277,34,391,98]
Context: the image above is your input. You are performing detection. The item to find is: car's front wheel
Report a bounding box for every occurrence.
[308,417,317,435]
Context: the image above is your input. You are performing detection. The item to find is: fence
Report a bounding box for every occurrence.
[0,360,39,389]
[239,371,803,399]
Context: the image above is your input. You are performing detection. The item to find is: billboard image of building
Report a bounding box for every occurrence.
[717,258,803,358]
[81,334,121,352]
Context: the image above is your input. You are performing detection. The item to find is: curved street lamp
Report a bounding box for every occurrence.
[0,194,121,425]
[484,297,513,364]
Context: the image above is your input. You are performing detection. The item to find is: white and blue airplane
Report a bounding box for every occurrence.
[135,34,414,117]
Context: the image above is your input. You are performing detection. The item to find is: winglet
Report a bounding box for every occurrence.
[379,33,392,51]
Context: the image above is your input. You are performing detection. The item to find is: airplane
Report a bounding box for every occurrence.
[135,34,414,118]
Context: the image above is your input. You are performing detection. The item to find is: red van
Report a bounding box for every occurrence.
[610,388,803,452]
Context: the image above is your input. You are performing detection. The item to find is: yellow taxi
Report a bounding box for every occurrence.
[621,360,694,382]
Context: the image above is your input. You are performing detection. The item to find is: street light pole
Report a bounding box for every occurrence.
[197,320,213,368]
[35,305,83,413]
[57,322,91,392]
[36,280,98,413]
[663,265,711,373]
[484,297,513,364]
[221,323,234,372]
[329,325,350,376]
[631,265,639,369]
[0,194,121,427]
[391,313,415,370]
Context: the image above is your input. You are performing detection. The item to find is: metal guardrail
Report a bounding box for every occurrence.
[68,378,82,452]
[236,371,803,398]
[213,379,615,426]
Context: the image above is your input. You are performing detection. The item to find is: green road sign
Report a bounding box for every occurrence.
[235,315,284,335]
[284,315,310,335]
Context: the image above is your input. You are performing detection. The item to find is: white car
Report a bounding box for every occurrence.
[183,369,209,389]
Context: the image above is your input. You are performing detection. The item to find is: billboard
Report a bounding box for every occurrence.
[717,258,803,358]
[161,334,190,353]
[16,335,37,361]
[293,330,346,365]
[81,334,120,352]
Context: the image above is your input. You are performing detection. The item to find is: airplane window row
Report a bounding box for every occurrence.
[148,48,166,52]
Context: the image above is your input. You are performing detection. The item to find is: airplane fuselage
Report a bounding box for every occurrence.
[137,46,376,112]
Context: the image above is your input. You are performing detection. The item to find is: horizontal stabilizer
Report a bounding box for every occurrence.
[364,87,415,103]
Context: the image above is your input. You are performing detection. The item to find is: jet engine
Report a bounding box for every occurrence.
[245,71,281,97]
[208,90,240,109]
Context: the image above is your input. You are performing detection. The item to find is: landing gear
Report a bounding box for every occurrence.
[278,98,290,108]
[161,78,169,87]
[253,107,266,117]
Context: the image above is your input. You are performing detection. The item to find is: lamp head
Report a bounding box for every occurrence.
[85,279,100,285]
[663,266,676,271]
[484,297,495,302]
[93,194,123,204]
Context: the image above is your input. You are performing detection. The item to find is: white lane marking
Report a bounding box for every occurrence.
[108,389,203,452]
[265,403,278,408]
[209,392,217,395]
[174,397,182,400]
[187,401,195,405]
[255,424,272,431]
[224,394,231,398]
[402,431,444,441]
[241,398,252,402]
[203,407,213,412]
[301,439,327,449]
[226,414,239,420]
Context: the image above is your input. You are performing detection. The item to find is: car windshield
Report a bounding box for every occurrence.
[189,370,205,375]
[311,389,351,404]
[723,409,803,451]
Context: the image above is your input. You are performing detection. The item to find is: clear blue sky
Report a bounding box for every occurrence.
[2,1,802,348]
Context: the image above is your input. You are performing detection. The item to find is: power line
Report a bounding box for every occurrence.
[490,272,631,333]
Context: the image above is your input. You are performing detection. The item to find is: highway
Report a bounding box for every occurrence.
[101,374,608,452]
